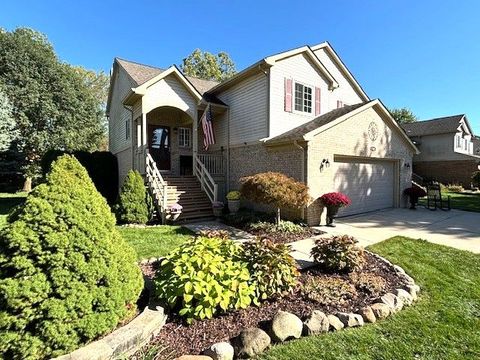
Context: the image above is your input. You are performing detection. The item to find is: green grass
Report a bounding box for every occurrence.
[117,225,194,260]
[0,192,27,229]
[260,237,480,360]
[419,191,480,212]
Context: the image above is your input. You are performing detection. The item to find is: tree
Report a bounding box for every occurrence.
[0,155,143,359]
[0,86,18,152]
[115,170,149,224]
[180,49,237,81]
[0,28,107,191]
[390,107,418,124]
[240,172,311,224]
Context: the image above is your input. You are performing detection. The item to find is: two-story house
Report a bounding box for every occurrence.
[401,115,480,187]
[107,42,418,225]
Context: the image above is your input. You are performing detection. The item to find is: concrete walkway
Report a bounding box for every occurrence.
[314,207,480,254]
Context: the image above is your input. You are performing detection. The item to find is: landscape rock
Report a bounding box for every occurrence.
[402,274,416,285]
[178,356,213,360]
[358,306,376,323]
[370,303,390,319]
[327,315,344,331]
[203,342,234,360]
[393,265,406,274]
[381,292,404,313]
[303,310,329,335]
[270,311,303,342]
[336,312,364,327]
[395,288,413,306]
[148,257,157,264]
[232,327,271,358]
[405,284,419,301]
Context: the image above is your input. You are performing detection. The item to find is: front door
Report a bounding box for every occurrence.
[148,125,171,171]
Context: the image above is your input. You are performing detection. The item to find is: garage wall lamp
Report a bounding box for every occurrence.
[320,159,330,172]
[404,162,411,168]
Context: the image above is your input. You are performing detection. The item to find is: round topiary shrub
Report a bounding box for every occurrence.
[115,170,149,224]
[310,235,365,273]
[0,155,143,359]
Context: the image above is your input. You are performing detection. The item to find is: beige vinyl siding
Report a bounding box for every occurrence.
[141,74,198,119]
[217,72,268,145]
[312,48,365,109]
[109,67,135,154]
[199,110,228,151]
[269,53,331,138]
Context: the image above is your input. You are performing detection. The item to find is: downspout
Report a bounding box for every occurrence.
[293,140,306,221]
[226,107,231,195]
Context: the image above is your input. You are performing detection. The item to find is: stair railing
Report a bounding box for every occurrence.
[193,154,218,203]
[145,153,168,223]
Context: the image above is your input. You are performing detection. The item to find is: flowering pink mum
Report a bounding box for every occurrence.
[320,192,351,207]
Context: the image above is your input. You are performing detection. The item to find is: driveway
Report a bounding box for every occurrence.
[315,207,480,253]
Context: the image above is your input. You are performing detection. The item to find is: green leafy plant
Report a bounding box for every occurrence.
[0,155,143,359]
[154,236,255,323]
[115,170,149,224]
[198,229,230,240]
[240,172,310,225]
[472,171,480,188]
[446,183,464,193]
[350,272,387,298]
[226,191,241,200]
[240,238,299,301]
[301,277,357,306]
[248,220,305,234]
[311,235,365,273]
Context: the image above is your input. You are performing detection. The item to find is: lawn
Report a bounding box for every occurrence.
[0,192,27,229]
[117,226,194,260]
[260,237,480,360]
[419,191,480,213]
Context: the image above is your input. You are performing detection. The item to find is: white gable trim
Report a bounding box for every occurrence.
[311,42,369,101]
[304,99,419,154]
[265,46,339,90]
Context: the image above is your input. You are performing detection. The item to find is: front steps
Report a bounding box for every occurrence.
[163,175,214,222]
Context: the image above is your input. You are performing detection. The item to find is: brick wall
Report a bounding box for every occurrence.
[414,160,480,187]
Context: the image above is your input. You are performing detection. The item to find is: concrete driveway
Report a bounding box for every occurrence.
[315,207,480,253]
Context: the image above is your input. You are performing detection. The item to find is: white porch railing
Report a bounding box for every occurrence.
[145,153,167,222]
[194,154,218,203]
[198,153,224,176]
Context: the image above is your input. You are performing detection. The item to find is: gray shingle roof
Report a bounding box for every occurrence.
[265,102,369,143]
[400,115,465,137]
[115,58,223,104]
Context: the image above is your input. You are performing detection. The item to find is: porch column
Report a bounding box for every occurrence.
[141,112,147,174]
[192,108,198,175]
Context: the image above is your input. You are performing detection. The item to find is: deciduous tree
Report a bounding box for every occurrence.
[180,49,236,81]
[390,107,418,124]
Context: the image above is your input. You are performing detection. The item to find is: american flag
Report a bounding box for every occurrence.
[200,104,215,150]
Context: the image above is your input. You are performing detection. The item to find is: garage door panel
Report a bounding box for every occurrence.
[334,160,394,217]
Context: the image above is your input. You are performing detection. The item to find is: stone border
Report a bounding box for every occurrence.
[181,253,420,360]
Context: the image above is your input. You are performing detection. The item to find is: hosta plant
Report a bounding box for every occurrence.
[240,238,299,301]
[154,236,255,323]
[311,235,365,273]
[301,277,357,306]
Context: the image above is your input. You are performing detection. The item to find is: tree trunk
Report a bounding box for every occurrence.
[22,177,32,192]
[276,207,281,225]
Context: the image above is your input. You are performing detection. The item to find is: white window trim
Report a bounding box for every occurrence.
[293,81,313,115]
[178,127,191,148]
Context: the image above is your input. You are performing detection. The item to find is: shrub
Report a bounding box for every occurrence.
[226,190,241,200]
[248,220,305,234]
[240,172,310,224]
[301,277,357,306]
[154,237,255,323]
[115,170,149,224]
[240,238,299,301]
[0,155,143,359]
[446,183,464,193]
[319,192,351,207]
[311,235,365,273]
[472,171,480,188]
[404,185,427,198]
[198,229,230,240]
[350,273,387,298]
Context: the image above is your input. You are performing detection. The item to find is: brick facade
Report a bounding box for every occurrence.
[413,160,480,188]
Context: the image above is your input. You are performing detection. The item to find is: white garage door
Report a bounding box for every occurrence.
[333,158,395,217]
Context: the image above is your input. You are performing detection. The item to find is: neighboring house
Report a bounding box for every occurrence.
[107,42,418,225]
[401,115,480,187]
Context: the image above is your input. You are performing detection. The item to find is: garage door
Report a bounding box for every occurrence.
[333,158,395,217]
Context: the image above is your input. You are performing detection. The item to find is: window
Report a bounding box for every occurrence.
[125,119,131,140]
[178,127,191,147]
[294,82,312,113]
[455,135,462,149]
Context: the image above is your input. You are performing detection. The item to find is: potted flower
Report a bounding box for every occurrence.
[167,203,183,221]
[212,201,224,217]
[404,186,427,209]
[319,192,351,227]
[226,190,241,213]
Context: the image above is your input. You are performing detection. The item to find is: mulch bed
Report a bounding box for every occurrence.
[246,226,323,244]
[134,252,406,358]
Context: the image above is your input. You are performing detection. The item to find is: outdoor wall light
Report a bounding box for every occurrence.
[319,159,330,172]
[404,162,411,168]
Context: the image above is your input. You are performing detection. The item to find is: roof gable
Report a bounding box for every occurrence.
[401,115,467,137]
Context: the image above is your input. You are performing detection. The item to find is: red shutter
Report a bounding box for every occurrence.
[315,87,321,116]
[284,78,293,112]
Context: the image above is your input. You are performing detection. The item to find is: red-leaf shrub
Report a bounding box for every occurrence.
[319,192,351,207]
[403,186,427,198]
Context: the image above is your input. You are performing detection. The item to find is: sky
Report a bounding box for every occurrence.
[2,0,480,133]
